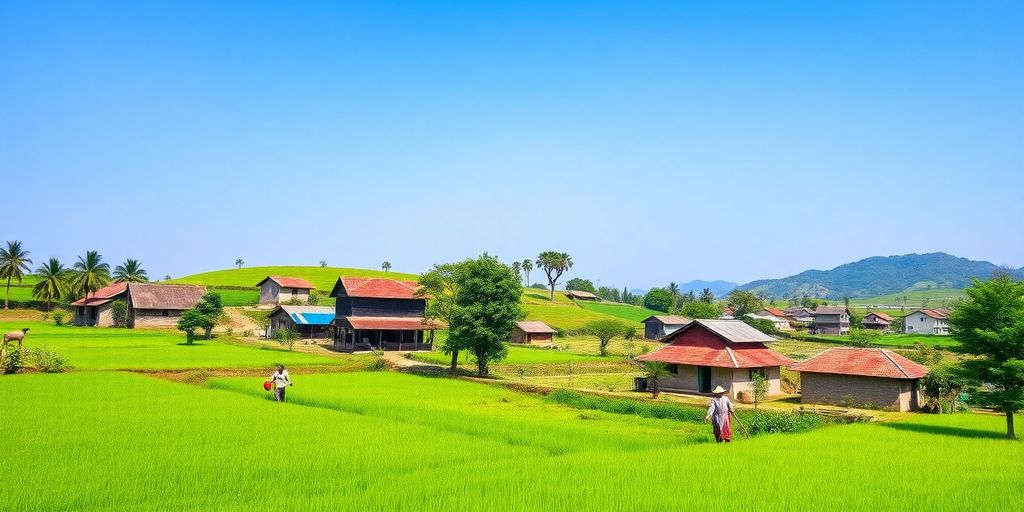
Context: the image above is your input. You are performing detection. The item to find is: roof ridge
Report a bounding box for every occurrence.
[724,346,739,368]
[879,349,910,379]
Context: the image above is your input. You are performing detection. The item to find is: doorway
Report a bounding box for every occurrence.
[697,366,712,393]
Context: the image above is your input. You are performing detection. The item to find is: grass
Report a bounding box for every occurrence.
[3,370,1023,510]
[848,288,965,307]
[809,332,959,348]
[577,301,662,323]
[0,320,359,370]
[407,343,609,365]
[167,265,418,290]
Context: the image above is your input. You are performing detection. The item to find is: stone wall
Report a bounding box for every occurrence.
[800,372,919,411]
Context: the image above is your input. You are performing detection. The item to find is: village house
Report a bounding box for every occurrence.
[267,305,335,339]
[789,348,927,411]
[509,321,557,344]
[750,307,793,331]
[564,290,599,301]
[257,276,316,305]
[862,312,894,331]
[811,306,851,335]
[641,315,691,340]
[635,319,793,400]
[782,306,814,324]
[330,277,440,351]
[71,282,207,328]
[903,308,950,335]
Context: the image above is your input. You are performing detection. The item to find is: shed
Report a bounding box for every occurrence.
[268,305,336,339]
[510,321,557,344]
[564,290,599,301]
[789,348,928,411]
[257,276,316,305]
[641,315,691,340]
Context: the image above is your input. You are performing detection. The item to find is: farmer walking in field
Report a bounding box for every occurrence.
[269,364,292,402]
[704,386,735,443]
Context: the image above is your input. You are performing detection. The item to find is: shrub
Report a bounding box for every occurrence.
[26,348,66,373]
[848,329,882,347]
[742,317,778,336]
[274,327,299,351]
[111,300,129,328]
[740,410,826,435]
[307,290,326,306]
[368,348,388,371]
[553,327,567,338]
[52,310,67,326]
[283,298,305,306]
[1,350,23,374]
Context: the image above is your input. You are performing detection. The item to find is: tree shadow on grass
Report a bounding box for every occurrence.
[878,422,1009,440]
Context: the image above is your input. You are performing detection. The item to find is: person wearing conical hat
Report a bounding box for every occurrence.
[704,385,735,443]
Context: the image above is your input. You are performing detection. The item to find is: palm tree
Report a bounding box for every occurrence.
[640,360,671,398]
[521,259,533,285]
[0,240,33,309]
[113,259,149,283]
[319,260,328,268]
[535,252,573,301]
[72,251,111,303]
[381,261,392,273]
[668,282,680,307]
[32,258,69,310]
[235,259,245,269]
[510,261,521,282]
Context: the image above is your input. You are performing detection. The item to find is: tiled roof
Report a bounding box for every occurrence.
[516,321,557,334]
[330,278,420,299]
[636,320,792,369]
[274,305,336,326]
[864,312,894,323]
[70,282,129,306]
[813,306,849,315]
[916,309,949,320]
[761,307,786,317]
[339,316,441,330]
[642,315,691,325]
[258,276,316,289]
[789,348,929,379]
[128,283,207,310]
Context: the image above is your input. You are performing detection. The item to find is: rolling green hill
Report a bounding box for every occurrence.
[847,288,965,307]
[167,266,418,290]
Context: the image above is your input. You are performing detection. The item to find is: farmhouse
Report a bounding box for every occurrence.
[329,277,439,351]
[642,315,691,340]
[811,306,851,335]
[751,307,793,331]
[564,290,599,301]
[782,306,814,323]
[903,308,950,335]
[267,305,335,339]
[71,282,207,328]
[636,319,793,399]
[862,312,894,331]
[257,276,316,305]
[509,321,557,344]
[790,348,927,411]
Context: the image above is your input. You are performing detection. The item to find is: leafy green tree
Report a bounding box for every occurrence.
[922,363,972,414]
[319,260,327,268]
[235,259,244,269]
[33,257,69,310]
[596,286,621,303]
[195,292,224,339]
[949,276,1024,439]
[742,317,778,336]
[113,258,148,282]
[727,289,764,319]
[643,288,672,313]
[584,319,628,356]
[274,326,299,351]
[417,262,463,370]
[847,328,881,347]
[698,288,715,303]
[751,372,769,409]
[447,254,524,376]
[566,278,596,293]
[640,360,670,398]
[381,261,391,272]
[536,251,573,301]
[521,259,533,285]
[177,309,209,344]
[677,300,723,319]
[0,240,33,309]
[111,300,129,327]
[72,251,110,304]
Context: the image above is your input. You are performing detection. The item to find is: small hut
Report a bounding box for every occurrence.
[862,312,893,331]
[510,321,557,344]
[641,315,691,340]
[257,276,316,305]
[564,290,599,301]
[790,348,928,411]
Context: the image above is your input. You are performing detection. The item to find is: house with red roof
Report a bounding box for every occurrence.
[71,282,207,327]
[862,312,894,331]
[750,308,793,331]
[790,348,928,411]
[509,321,557,344]
[257,276,316,305]
[903,308,950,335]
[636,319,793,399]
[329,277,440,351]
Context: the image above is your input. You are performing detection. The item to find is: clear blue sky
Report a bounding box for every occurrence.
[2,1,1022,288]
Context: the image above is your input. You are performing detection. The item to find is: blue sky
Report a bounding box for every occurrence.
[2,1,1022,288]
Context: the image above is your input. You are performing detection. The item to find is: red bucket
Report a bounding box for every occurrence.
[262,381,273,391]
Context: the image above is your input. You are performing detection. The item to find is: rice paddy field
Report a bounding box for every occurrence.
[3,369,1022,511]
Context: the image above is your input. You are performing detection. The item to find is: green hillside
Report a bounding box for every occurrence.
[577,301,663,323]
[848,288,965,307]
[167,266,418,290]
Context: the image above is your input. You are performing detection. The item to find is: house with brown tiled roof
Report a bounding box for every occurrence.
[862,312,894,331]
[641,315,692,340]
[71,282,207,328]
[903,308,950,335]
[750,308,794,331]
[328,277,440,351]
[257,276,316,305]
[790,348,928,411]
[636,320,793,400]
[510,321,557,344]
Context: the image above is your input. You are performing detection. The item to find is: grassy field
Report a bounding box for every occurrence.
[407,343,609,365]
[3,370,1022,510]
[808,332,959,348]
[849,288,965,307]
[167,265,419,290]
[577,301,663,323]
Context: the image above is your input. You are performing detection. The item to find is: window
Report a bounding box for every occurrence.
[666,364,679,374]
[749,367,767,380]
[162,310,169,317]
[293,288,300,295]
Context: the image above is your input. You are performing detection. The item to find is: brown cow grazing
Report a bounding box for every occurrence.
[2,328,29,357]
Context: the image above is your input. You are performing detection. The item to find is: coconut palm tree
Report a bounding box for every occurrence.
[535,252,573,301]
[381,261,392,273]
[0,240,33,309]
[668,282,680,308]
[113,259,149,283]
[235,259,245,269]
[510,261,521,282]
[32,258,69,310]
[72,251,111,303]
[521,259,533,285]
[639,360,671,398]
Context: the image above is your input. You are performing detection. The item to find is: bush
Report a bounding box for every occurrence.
[307,290,326,306]
[111,300,129,328]
[740,410,826,435]
[368,348,388,371]
[553,327,567,338]
[25,348,66,373]
[52,310,67,326]
[643,288,673,313]
[742,317,779,336]
[274,327,298,351]
[1,350,22,374]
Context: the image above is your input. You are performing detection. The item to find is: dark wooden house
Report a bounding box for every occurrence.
[510,321,557,344]
[862,312,893,331]
[642,315,691,340]
[811,306,851,335]
[329,277,439,351]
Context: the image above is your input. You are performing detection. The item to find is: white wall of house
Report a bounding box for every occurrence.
[903,312,949,335]
[259,281,310,304]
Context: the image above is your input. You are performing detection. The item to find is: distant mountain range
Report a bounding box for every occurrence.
[676,280,740,297]
[738,252,1023,299]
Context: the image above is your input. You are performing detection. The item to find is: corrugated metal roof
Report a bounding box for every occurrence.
[277,305,335,325]
[691,319,775,343]
[258,276,316,289]
[330,278,420,299]
[642,315,691,325]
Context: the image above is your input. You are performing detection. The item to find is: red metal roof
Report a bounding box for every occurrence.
[789,348,928,379]
[340,316,440,330]
[333,278,420,299]
[642,315,691,325]
[636,322,793,369]
[70,282,129,306]
[258,276,315,289]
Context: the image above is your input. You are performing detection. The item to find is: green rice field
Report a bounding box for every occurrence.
[577,301,663,323]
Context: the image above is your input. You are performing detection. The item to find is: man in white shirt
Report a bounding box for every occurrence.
[269,365,292,402]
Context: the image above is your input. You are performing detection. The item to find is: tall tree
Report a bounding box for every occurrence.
[235,259,244,269]
[0,240,32,309]
[566,278,596,293]
[72,251,111,304]
[113,259,149,283]
[417,263,463,370]
[698,288,715,303]
[668,282,680,308]
[319,260,328,268]
[535,251,573,301]
[949,275,1024,439]
[643,288,672,313]
[32,257,69,310]
[194,292,224,339]
[510,261,521,283]
[448,254,524,376]
[521,259,533,285]
[727,289,764,319]
[381,261,392,273]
